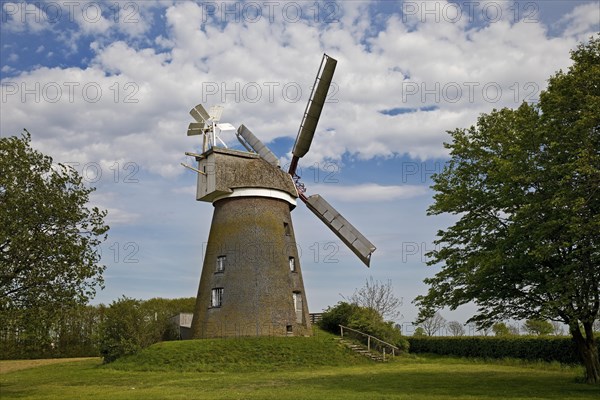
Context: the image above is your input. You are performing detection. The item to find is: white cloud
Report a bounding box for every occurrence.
[561,3,600,38]
[90,191,140,226]
[0,1,592,181]
[8,0,596,321]
[1,1,160,57]
[172,185,196,196]
[103,207,141,225]
[309,183,429,202]
[1,2,53,33]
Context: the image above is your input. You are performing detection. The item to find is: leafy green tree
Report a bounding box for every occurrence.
[413,327,426,337]
[0,303,105,359]
[319,302,409,351]
[415,38,600,383]
[98,296,196,363]
[492,322,510,337]
[0,131,109,311]
[0,296,195,359]
[99,297,150,363]
[1,131,108,357]
[522,319,554,336]
[319,301,360,334]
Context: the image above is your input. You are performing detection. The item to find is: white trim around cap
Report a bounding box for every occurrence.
[212,187,297,207]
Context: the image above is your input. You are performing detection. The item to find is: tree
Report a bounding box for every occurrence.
[0,296,195,359]
[99,297,151,363]
[447,320,465,336]
[419,312,446,336]
[413,326,426,337]
[319,301,360,334]
[318,301,409,352]
[346,306,406,349]
[0,131,109,311]
[492,322,510,336]
[522,319,554,336]
[345,277,403,320]
[414,37,600,383]
[99,296,196,363]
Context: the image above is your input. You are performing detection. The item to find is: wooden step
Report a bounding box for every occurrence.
[337,337,386,362]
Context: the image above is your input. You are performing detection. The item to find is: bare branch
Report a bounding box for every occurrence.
[344,277,403,320]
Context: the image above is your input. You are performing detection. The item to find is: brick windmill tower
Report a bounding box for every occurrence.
[182,55,376,338]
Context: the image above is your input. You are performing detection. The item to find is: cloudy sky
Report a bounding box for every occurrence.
[1,0,598,333]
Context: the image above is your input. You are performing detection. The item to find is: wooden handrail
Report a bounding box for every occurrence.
[339,324,399,360]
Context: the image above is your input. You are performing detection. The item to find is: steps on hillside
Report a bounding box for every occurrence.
[335,338,385,362]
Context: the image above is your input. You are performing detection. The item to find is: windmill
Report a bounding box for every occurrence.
[183,54,376,338]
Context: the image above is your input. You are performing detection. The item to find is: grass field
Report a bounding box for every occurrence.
[0,358,98,374]
[1,332,599,399]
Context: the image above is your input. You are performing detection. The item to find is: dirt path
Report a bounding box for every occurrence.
[0,357,100,374]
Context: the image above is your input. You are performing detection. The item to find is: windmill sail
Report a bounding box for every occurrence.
[237,124,280,168]
[289,54,337,176]
[209,105,224,122]
[187,122,205,136]
[236,134,254,152]
[190,104,210,123]
[304,194,376,267]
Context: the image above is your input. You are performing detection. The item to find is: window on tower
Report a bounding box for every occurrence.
[289,256,296,272]
[216,255,226,273]
[211,288,223,308]
[292,292,303,323]
[283,222,291,236]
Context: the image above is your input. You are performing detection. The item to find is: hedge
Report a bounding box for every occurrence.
[408,336,600,364]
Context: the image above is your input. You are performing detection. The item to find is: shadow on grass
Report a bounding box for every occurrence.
[301,367,600,399]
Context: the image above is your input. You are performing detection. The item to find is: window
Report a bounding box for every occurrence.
[211,288,223,308]
[283,222,291,236]
[216,255,226,273]
[292,292,303,323]
[289,257,296,272]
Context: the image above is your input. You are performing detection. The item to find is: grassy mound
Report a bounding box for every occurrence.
[106,329,370,372]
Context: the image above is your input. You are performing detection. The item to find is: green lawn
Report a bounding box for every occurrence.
[1,355,599,399]
[106,330,370,372]
[2,331,598,399]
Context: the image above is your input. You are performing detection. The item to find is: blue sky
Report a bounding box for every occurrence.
[1,0,599,333]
